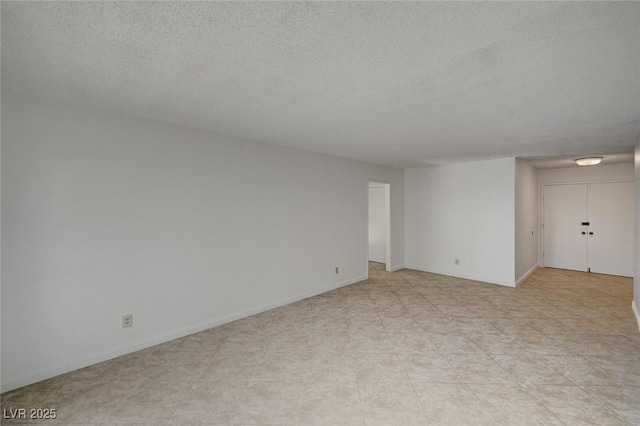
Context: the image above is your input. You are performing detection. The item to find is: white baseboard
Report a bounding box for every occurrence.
[404,264,516,288]
[633,300,640,333]
[1,274,366,394]
[516,264,540,286]
[389,264,405,272]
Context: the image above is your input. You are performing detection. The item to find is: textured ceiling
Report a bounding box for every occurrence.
[2,2,639,168]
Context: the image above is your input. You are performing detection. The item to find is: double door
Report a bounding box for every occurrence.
[543,182,634,277]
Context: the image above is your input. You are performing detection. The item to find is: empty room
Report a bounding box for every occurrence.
[2,2,640,425]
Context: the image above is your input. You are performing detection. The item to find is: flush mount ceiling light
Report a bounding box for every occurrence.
[575,157,602,166]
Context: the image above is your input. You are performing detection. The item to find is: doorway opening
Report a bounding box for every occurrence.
[368,181,391,272]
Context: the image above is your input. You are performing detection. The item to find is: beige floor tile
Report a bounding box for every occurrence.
[91,399,176,424]
[526,318,573,334]
[161,331,226,353]
[252,351,314,381]
[345,331,396,353]
[168,381,248,424]
[585,355,640,386]
[428,332,485,354]
[415,316,460,333]
[551,333,640,359]
[232,381,303,425]
[58,359,115,381]
[439,305,482,318]
[42,381,133,424]
[446,353,517,384]
[299,380,363,425]
[510,332,576,355]
[491,354,572,385]
[425,295,460,306]
[359,382,430,425]
[447,317,502,334]
[200,350,262,381]
[100,355,171,381]
[466,333,523,355]
[485,317,540,334]
[399,353,461,383]
[218,330,270,353]
[308,332,349,353]
[583,386,640,424]
[539,355,629,386]
[352,352,410,383]
[145,360,209,382]
[413,382,496,425]
[525,384,628,425]
[387,331,439,354]
[379,315,423,332]
[4,264,638,425]
[263,329,311,354]
[469,384,565,425]
[304,352,359,383]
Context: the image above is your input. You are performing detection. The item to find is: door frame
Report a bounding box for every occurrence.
[541,183,589,271]
[368,180,391,272]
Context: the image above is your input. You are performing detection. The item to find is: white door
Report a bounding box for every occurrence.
[543,184,589,271]
[543,182,634,277]
[368,186,386,263]
[587,182,634,276]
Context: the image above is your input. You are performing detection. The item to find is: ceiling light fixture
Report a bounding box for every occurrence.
[575,157,602,166]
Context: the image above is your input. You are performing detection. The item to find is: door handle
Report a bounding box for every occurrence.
[582,232,586,235]
[589,232,594,235]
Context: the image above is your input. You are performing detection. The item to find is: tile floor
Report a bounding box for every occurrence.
[2,263,640,425]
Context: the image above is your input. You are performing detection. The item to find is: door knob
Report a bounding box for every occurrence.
[582,232,586,235]
[589,232,594,235]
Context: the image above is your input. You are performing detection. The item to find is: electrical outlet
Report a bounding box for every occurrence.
[335,266,339,274]
[454,258,460,266]
[122,314,133,328]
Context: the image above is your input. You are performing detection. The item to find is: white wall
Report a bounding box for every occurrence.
[537,163,635,265]
[405,158,516,286]
[515,160,538,283]
[368,186,386,264]
[0,81,3,387]
[1,95,405,391]
[538,163,635,185]
[634,140,640,331]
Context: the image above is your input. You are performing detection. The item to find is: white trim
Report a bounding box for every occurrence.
[404,264,516,288]
[0,274,366,393]
[383,184,391,272]
[516,264,539,286]
[633,300,640,333]
[389,264,405,272]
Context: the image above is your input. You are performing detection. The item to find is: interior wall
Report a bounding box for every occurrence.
[1,94,405,391]
[537,163,635,265]
[515,160,538,283]
[635,140,640,331]
[0,85,3,386]
[538,163,635,185]
[405,158,516,286]
[368,185,386,264]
